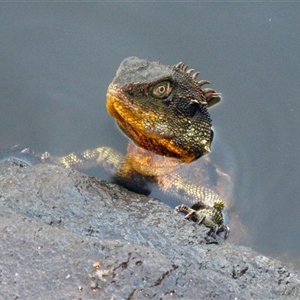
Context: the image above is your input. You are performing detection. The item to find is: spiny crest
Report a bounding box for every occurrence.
[174,62,210,87]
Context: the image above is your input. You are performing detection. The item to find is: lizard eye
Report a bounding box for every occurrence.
[152,81,172,99]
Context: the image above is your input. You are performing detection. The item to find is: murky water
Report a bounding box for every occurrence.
[1,3,299,268]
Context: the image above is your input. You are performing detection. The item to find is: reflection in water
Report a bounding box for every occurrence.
[1,4,300,269]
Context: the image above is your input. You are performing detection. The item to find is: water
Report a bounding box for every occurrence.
[1,3,299,268]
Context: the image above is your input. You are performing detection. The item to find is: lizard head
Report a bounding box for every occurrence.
[106,57,220,163]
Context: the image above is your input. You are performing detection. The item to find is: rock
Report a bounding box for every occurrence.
[0,159,299,299]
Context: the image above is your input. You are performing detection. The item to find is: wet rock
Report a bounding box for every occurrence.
[0,159,299,299]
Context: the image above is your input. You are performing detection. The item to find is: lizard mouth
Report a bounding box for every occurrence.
[106,84,145,136]
[106,84,183,159]
[106,84,124,122]
[106,84,141,120]
[106,84,210,162]
[106,84,153,147]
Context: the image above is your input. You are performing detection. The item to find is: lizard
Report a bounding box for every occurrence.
[24,57,233,238]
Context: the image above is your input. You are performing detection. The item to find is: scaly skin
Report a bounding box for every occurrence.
[43,57,231,237]
[106,57,220,162]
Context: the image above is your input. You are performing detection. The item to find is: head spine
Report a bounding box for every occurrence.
[174,62,211,86]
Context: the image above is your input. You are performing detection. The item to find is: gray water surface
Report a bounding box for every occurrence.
[1,3,299,268]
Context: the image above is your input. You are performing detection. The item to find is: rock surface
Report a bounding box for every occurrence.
[0,159,299,299]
